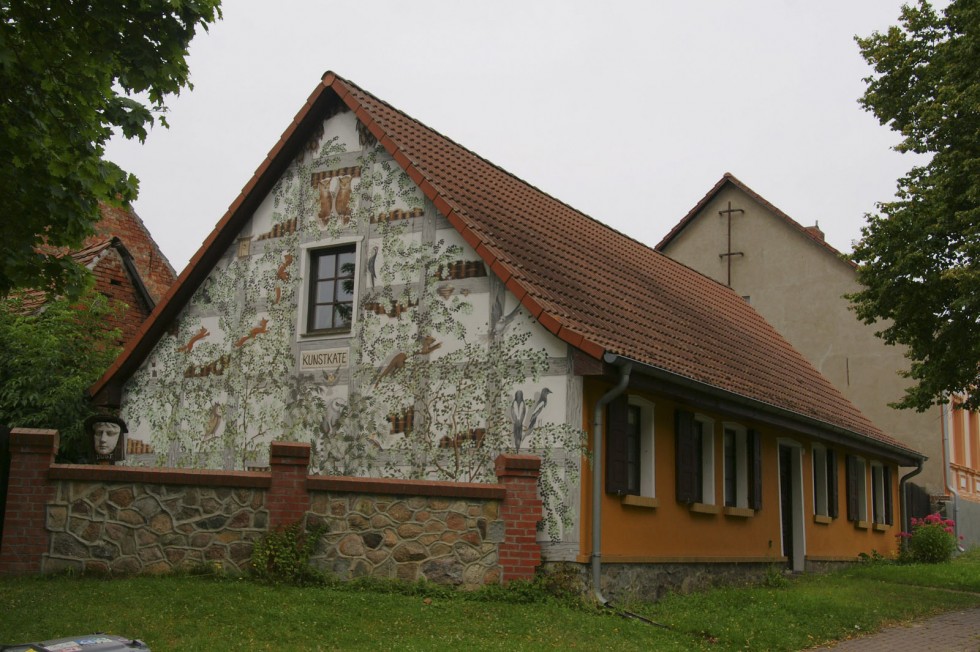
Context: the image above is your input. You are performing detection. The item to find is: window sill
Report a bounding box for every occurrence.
[621,495,659,509]
[873,522,890,532]
[723,506,754,518]
[689,502,720,515]
[854,520,871,530]
[300,330,353,341]
[813,515,833,525]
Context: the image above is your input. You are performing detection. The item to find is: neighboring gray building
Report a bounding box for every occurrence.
[657,173,980,546]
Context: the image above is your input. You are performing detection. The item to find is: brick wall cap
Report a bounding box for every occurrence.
[9,428,59,451]
[494,454,541,475]
[49,464,272,489]
[269,441,312,460]
[307,474,506,500]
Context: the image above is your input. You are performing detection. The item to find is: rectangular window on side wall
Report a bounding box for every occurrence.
[676,410,715,505]
[307,245,356,334]
[846,455,868,523]
[870,462,893,525]
[812,445,839,519]
[606,395,655,499]
[723,426,762,510]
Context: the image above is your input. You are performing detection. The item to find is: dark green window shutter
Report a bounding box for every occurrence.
[605,395,630,495]
[827,449,839,519]
[846,455,859,522]
[675,409,697,504]
[749,429,762,510]
[883,465,893,526]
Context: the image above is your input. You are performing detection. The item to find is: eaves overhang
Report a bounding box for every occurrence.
[602,352,925,467]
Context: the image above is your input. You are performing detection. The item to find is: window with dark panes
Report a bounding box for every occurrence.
[625,404,641,494]
[846,455,868,522]
[308,245,356,333]
[724,428,737,507]
[606,396,656,498]
[676,410,711,504]
[871,462,893,525]
[812,445,839,518]
[723,426,761,510]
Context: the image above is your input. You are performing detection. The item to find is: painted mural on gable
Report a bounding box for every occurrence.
[120,106,584,541]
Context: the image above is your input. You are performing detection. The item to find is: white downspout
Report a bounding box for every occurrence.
[941,402,961,543]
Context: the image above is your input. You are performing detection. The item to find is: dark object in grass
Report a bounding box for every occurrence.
[1,633,149,651]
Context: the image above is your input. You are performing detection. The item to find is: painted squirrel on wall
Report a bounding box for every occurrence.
[234,318,269,348]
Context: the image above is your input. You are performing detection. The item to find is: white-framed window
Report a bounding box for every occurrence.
[605,395,655,498]
[846,455,868,523]
[723,424,748,508]
[812,444,838,519]
[870,462,893,525]
[631,397,656,498]
[299,238,361,337]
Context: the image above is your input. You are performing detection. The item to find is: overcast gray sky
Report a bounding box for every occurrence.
[104,1,926,273]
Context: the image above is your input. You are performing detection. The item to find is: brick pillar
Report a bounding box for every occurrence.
[495,453,542,582]
[267,441,311,528]
[0,429,58,575]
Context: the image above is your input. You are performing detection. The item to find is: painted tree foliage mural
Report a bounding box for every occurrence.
[122,109,583,541]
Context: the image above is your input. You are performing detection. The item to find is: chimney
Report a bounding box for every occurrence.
[805,221,825,242]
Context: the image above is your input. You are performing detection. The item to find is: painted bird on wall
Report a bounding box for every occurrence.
[335,175,352,223]
[418,335,442,355]
[205,402,224,439]
[320,397,346,438]
[367,245,378,289]
[491,294,522,339]
[317,178,333,222]
[510,390,526,450]
[523,387,551,444]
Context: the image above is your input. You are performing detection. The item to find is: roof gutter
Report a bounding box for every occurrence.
[602,352,923,467]
[590,360,632,605]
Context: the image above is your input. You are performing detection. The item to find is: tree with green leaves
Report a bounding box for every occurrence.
[850,0,980,411]
[0,0,221,299]
[0,291,123,461]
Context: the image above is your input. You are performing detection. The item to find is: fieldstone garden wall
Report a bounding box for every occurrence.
[305,492,503,588]
[0,429,542,588]
[44,482,267,575]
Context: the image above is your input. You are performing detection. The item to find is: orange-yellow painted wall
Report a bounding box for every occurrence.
[579,379,903,562]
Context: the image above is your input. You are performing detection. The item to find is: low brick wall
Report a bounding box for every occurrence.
[0,429,543,587]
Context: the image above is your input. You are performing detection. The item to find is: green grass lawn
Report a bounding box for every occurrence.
[1,551,978,651]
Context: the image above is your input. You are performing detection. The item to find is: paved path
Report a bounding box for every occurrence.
[811,607,980,651]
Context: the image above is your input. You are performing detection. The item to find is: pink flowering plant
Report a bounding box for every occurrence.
[897,513,959,563]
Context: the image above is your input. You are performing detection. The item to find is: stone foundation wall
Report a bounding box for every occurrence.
[546,560,778,603]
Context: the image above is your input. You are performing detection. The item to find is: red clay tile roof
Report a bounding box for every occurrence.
[14,236,160,346]
[93,202,177,303]
[15,238,118,313]
[656,172,857,268]
[90,72,919,460]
